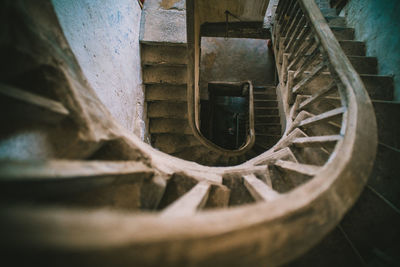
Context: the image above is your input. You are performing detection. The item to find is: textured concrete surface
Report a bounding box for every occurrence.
[139,0,186,44]
[53,0,146,135]
[200,37,276,99]
[344,0,400,100]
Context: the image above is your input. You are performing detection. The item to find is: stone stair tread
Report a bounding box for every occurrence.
[141,44,187,65]
[145,84,187,102]
[148,102,187,119]
[140,0,186,45]
[149,118,192,134]
[339,40,366,56]
[368,143,400,209]
[143,65,187,84]
[303,72,394,100]
[372,101,400,150]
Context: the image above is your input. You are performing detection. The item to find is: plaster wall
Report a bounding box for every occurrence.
[344,0,400,100]
[200,37,275,99]
[53,0,146,135]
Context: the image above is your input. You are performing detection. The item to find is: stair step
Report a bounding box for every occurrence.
[145,84,187,101]
[254,91,277,100]
[339,40,366,56]
[274,159,320,176]
[369,143,400,208]
[139,0,186,45]
[255,107,279,115]
[348,56,378,75]
[142,65,186,84]
[320,8,337,17]
[253,85,276,93]
[141,44,187,66]
[243,174,280,202]
[331,27,355,40]
[304,73,394,101]
[292,135,342,147]
[373,101,400,150]
[0,83,69,124]
[0,160,159,209]
[147,102,187,119]
[149,118,192,134]
[254,100,278,107]
[161,181,211,217]
[340,187,400,265]
[255,124,282,135]
[255,115,281,124]
[325,16,346,27]
[152,134,200,154]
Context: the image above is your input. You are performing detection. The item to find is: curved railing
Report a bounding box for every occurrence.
[0,0,378,266]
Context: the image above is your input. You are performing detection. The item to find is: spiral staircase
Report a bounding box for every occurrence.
[0,0,399,266]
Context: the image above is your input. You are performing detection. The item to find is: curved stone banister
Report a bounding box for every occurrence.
[0,0,379,266]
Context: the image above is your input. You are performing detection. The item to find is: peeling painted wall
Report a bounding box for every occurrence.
[200,37,275,98]
[53,0,146,135]
[344,0,400,100]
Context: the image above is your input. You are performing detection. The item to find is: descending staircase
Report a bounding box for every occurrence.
[141,0,282,166]
[253,85,282,155]
[0,0,398,266]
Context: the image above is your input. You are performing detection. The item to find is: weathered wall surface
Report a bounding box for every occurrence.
[199,37,275,98]
[344,0,400,100]
[53,0,146,135]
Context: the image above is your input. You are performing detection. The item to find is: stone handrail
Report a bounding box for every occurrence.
[0,0,379,266]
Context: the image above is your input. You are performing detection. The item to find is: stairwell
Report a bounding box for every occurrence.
[0,0,398,266]
[140,0,282,166]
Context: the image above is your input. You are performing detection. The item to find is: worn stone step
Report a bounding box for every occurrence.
[368,143,400,209]
[348,56,378,75]
[256,135,281,147]
[309,56,377,74]
[303,72,394,101]
[255,107,280,115]
[141,44,187,66]
[255,124,282,135]
[339,40,366,56]
[151,134,200,154]
[320,8,337,17]
[373,101,400,149]
[340,187,400,266]
[147,102,187,119]
[254,100,278,108]
[146,84,187,101]
[325,16,346,27]
[254,91,277,100]
[143,65,187,84]
[149,118,192,134]
[255,115,281,124]
[331,27,355,40]
[139,0,186,45]
[288,227,364,266]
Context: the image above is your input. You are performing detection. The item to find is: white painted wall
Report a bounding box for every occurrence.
[53,0,146,136]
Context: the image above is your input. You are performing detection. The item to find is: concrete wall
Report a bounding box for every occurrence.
[53,0,146,135]
[199,37,275,98]
[344,0,400,100]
